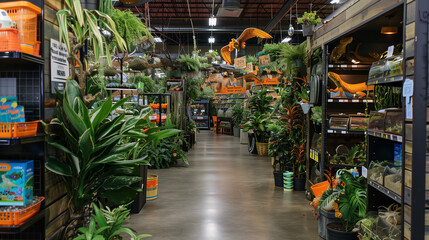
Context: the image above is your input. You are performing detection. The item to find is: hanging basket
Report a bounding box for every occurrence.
[128,58,148,71]
[302,24,315,37]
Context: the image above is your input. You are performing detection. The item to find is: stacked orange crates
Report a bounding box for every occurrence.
[0,1,41,56]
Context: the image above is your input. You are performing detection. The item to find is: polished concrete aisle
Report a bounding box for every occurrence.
[126,131,319,240]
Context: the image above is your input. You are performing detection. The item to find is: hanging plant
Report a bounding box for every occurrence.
[297,11,322,25]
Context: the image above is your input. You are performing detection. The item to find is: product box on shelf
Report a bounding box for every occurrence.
[368,111,386,132]
[329,114,349,130]
[349,114,368,131]
[368,161,388,185]
[384,108,402,135]
[0,160,33,206]
[9,105,25,123]
[384,166,402,196]
[394,143,402,166]
[0,97,17,123]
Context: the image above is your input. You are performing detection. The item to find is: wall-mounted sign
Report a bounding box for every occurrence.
[50,39,69,94]
[258,54,271,66]
[234,57,246,69]
[243,63,253,73]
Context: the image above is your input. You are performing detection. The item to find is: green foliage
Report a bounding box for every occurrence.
[248,89,273,113]
[246,55,258,67]
[129,75,155,93]
[374,86,402,110]
[318,171,367,231]
[111,9,154,50]
[310,106,322,123]
[178,55,201,72]
[44,80,181,212]
[185,78,204,101]
[231,104,244,126]
[141,131,188,169]
[74,203,151,240]
[243,112,272,143]
[279,40,309,75]
[204,50,219,58]
[263,44,283,61]
[297,11,322,25]
[200,86,215,99]
[329,141,367,166]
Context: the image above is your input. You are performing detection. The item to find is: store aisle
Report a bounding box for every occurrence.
[126,131,319,240]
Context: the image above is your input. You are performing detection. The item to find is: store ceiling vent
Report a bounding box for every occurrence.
[217,0,243,17]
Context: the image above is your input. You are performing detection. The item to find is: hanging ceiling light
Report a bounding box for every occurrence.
[330,0,340,4]
[209,16,217,26]
[208,36,215,43]
[288,4,295,37]
[281,37,292,43]
[154,37,163,43]
[381,15,398,35]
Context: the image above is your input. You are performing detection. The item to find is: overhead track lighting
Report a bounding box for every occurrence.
[209,17,217,26]
[209,36,215,43]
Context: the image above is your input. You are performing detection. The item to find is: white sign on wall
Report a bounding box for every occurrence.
[50,39,69,93]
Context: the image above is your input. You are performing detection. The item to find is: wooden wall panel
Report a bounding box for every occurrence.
[405,39,415,59]
[46,195,69,222]
[405,169,412,188]
[405,124,413,141]
[404,186,412,205]
[406,60,414,76]
[405,22,415,41]
[406,0,416,24]
[311,0,402,48]
[405,153,412,170]
[45,0,64,11]
[405,141,413,154]
[405,222,411,239]
[405,204,412,224]
[45,211,69,240]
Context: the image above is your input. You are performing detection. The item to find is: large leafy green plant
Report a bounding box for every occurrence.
[178,55,201,72]
[74,203,151,240]
[297,11,322,25]
[57,0,127,104]
[231,103,244,127]
[44,80,180,213]
[243,112,271,143]
[318,171,367,231]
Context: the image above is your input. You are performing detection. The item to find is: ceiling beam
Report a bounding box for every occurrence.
[262,0,297,35]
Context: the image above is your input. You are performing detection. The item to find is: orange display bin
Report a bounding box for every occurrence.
[149,103,168,109]
[310,180,330,198]
[0,197,44,226]
[0,1,41,55]
[33,41,40,57]
[0,121,39,138]
[0,28,21,52]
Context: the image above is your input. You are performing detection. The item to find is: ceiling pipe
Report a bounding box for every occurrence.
[149,27,302,34]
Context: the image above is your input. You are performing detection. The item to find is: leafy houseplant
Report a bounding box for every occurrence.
[318,171,367,238]
[74,203,151,240]
[279,41,308,75]
[57,0,127,105]
[231,104,244,137]
[297,11,322,37]
[44,80,180,237]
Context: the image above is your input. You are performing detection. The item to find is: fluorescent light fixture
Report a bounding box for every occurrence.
[351,59,360,64]
[281,37,292,43]
[209,49,213,53]
[154,37,163,43]
[330,0,340,4]
[209,17,217,26]
[288,24,294,37]
[208,36,215,43]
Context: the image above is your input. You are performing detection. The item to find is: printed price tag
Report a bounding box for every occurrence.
[234,57,246,69]
[387,45,394,58]
[258,55,271,66]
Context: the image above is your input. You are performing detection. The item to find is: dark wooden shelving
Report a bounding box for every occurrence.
[367,75,403,85]
[0,134,45,146]
[367,179,401,203]
[328,64,371,70]
[326,163,359,168]
[327,129,366,135]
[367,130,403,143]
[327,98,373,103]
[0,52,44,64]
[0,210,45,234]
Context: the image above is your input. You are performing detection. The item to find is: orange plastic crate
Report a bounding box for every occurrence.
[0,1,41,49]
[0,197,44,226]
[0,28,21,52]
[33,41,40,57]
[0,121,39,138]
[149,103,168,109]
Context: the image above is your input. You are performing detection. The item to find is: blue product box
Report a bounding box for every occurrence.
[0,160,33,206]
[394,143,402,166]
[9,105,25,123]
[0,97,17,123]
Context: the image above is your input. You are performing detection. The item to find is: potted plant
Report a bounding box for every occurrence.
[44,81,180,237]
[318,170,367,240]
[297,11,322,37]
[204,50,219,64]
[243,89,273,156]
[177,55,202,79]
[231,103,244,137]
[279,41,308,75]
[268,122,293,187]
[240,110,250,144]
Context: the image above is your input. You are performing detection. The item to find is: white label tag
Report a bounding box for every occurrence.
[387,45,394,58]
[362,166,368,178]
[403,78,414,119]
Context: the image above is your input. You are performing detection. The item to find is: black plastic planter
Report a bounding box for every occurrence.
[131,165,148,213]
[273,172,283,187]
[294,177,306,191]
[326,223,358,240]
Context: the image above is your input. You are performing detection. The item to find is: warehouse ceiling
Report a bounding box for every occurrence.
[115,0,348,49]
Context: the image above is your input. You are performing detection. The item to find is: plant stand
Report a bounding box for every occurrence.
[240,129,248,144]
[256,142,268,156]
[302,24,315,37]
[131,165,148,213]
[273,172,283,187]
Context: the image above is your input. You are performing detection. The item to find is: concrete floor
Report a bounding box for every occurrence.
[126,131,319,240]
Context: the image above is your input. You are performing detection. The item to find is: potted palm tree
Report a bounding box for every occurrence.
[318,170,367,240]
[297,11,322,37]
